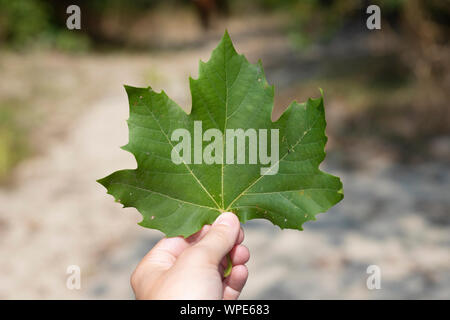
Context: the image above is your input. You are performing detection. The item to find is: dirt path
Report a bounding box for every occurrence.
[0,30,289,299]
[0,45,206,298]
[85,160,450,299]
[1,30,449,299]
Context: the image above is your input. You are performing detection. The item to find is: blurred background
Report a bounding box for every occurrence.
[0,0,449,299]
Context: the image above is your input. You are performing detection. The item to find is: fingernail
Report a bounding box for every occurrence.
[213,212,234,227]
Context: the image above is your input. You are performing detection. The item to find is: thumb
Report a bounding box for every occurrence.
[189,212,240,265]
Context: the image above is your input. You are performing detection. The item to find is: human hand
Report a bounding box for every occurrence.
[131,212,250,300]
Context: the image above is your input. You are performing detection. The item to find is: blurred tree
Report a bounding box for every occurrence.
[39,0,163,46]
[0,0,49,47]
[0,0,234,49]
[192,0,229,29]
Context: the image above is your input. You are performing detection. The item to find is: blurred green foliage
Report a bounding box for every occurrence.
[2,0,447,51]
[0,101,28,181]
[0,0,183,50]
[0,0,90,51]
[0,0,49,47]
[249,0,407,47]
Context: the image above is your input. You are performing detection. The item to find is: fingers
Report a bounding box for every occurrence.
[131,225,213,294]
[237,227,244,245]
[186,224,211,244]
[219,244,250,270]
[189,212,241,265]
[229,244,250,265]
[223,265,249,300]
[143,225,211,268]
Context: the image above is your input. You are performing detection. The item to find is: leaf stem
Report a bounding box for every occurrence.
[223,253,232,278]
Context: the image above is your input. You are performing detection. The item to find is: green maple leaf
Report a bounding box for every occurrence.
[97,31,343,237]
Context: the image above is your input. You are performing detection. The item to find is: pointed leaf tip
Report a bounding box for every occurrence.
[218,29,236,53]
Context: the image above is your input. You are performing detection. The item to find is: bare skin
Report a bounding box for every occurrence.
[131,212,250,300]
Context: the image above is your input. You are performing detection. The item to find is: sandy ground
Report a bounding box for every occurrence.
[0,29,449,299]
